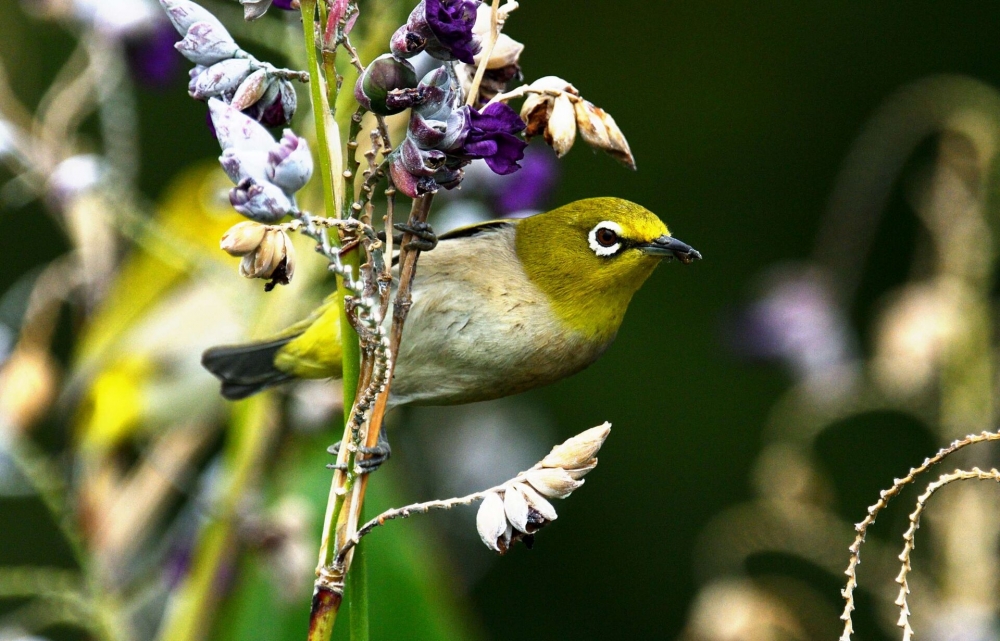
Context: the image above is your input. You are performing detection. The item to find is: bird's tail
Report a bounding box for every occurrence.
[202,337,296,400]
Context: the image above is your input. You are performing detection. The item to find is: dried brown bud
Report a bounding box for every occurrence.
[525,467,584,499]
[238,227,296,289]
[477,491,509,553]
[545,94,576,158]
[517,483,557,522]
[230,68,271,111]
[220,221,268,256]
[573,99,635,169]
[503,484,531,533]
[541,422,610,469]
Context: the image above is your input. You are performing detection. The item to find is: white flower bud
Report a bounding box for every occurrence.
[188,58,253,100]
[503,484,531,533]
[545,94,576,158]
[525,468,583,499]
[160,0,229,37]
[241,0,273,20]
[476,492,508,553]
[175,20,239,65]
[229,179,294,223]
[220,221,267,256]
[209,98,276,153]
[230,69,271,111]
[518,483,557,522]
[541,422,610,469]
[267,132,313,194]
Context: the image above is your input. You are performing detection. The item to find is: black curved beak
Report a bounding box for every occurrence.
[641,235,702,264]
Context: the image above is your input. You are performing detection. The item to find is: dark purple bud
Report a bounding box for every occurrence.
[389,154,438,198]
[389,24,427,59]
[433,163,465,190]
[354,54,417,115]
[400,137,446,176]
[272,0,299,8]
[412,67,458,121]
[408,113,448,148]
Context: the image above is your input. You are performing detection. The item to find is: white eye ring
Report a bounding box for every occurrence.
[588,221,623,257]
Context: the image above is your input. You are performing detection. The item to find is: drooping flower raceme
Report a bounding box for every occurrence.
[209,99,313,224]
[160,0,299,127]
[390,0,480,64]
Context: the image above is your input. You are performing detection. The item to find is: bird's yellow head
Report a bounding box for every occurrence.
[516,197,700,342]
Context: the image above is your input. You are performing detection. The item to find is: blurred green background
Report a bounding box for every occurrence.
[4,1,1000,640]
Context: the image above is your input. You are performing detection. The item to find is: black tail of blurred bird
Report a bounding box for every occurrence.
[201,338,295,400]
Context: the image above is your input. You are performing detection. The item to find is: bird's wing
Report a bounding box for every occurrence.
[437,219,516,241]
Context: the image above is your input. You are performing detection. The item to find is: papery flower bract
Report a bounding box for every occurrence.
[518,483,557,522]
[237,227,296,289]
[476,492,508,553]
[220,221,268,256]
[573,100,636,170]
[524,467,583,499]
[458,102,527,174]
[503,484,531,533]
[541,422,610,469]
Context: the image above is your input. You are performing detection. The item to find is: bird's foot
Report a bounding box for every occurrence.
[326,431,392,475]
[394,221,437,252]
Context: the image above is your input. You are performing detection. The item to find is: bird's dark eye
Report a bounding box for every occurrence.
[595,227,618,247]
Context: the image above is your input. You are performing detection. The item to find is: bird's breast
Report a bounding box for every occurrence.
[387,227,609,407]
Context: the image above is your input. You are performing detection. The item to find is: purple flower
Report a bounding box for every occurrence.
[457,102,527,175]
[272,0,297,8]
[391,0,480,64]
[424,0,479,64]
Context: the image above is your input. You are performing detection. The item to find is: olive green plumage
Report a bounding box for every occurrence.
[202,197,700,406]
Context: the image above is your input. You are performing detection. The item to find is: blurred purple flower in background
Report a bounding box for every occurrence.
[728,265,858,398]
[126,20,182,88]
[493,145,559,215]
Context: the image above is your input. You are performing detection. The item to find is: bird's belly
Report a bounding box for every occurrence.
[387,287,606,408]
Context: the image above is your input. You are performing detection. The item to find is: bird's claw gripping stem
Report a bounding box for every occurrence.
[394,221,437,252]
[326,430,392,474]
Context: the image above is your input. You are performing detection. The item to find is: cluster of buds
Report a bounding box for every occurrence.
[387,67,527,197]
[520,77,636,170]
[160,0,300,127]
[390,0,481,64]
[221,221,297,290]
[210,99,313,225]
[476,423,610,554]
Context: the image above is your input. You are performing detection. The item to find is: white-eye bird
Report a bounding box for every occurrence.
[202,197,700,410]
